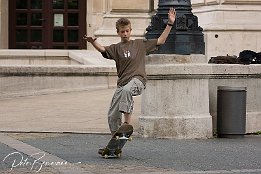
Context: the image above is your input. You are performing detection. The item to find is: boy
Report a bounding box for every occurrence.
[84,8,176,135]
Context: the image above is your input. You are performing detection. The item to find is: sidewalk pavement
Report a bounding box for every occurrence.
[0,89,261,174]
[0,88,141,134]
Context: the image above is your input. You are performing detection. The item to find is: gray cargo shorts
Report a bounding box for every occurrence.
[108,78,145,132]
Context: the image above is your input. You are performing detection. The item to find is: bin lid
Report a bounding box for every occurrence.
[218,86,247,91]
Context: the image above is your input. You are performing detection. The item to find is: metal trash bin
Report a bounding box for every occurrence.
[217,86,247,138]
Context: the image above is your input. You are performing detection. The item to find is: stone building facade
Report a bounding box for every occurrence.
[0,0,260,137]
[83,0,261,58]
[0,0,260,58]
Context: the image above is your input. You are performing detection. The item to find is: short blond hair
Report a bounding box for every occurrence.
[116,18,131,32]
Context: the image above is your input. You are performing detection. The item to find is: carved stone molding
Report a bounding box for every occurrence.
[206,0,220,5]
[191,0,207,6]
[222,0,261,4]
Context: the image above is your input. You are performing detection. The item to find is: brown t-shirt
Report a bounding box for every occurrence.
[102,39,158,87]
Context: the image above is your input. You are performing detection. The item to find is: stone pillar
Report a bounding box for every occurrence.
[94,0,154,46]
[86,0,108,50]
[139,55,213,139]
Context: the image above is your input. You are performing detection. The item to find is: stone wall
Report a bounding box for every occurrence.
[0,50,117,98]
[0,50,80,65]
[192,0,261,59]
[1,53,260,137]
[139,54,261,139]
[209,65,261,134]
[0,65,117,98]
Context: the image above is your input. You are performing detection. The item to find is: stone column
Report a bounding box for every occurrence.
[139,55,213,139]
[94,0,154,46]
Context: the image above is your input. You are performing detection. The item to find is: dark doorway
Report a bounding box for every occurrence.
[9,0,86,49]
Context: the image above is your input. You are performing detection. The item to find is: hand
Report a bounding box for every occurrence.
[83,35,97,43]
[168,8,176,25]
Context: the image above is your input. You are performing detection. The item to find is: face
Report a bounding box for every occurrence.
[117,24,132,42]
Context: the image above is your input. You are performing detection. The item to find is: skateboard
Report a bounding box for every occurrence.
[98,124,133,158]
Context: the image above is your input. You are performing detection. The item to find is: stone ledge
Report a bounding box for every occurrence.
[0,65,118,98]
[146,64,261,76]
[0,49,69,57]
[203,24,261,31]
[146,54,207,64]
[0,50,116,66]
[0,65,117,76]
[222,0,261,5]
[193,4,261,12]
[146,64,212,75]
[211,64,261,74]
[69,50,115,65]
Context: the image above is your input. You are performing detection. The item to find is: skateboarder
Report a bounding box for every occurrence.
[84,8,176,135]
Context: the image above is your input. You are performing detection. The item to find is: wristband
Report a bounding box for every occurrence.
[167,23,174,27]
[91,38,97,43]
[87,37,97,43]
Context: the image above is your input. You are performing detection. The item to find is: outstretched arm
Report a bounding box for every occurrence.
[157,8,176,45]
[83,35,106,53]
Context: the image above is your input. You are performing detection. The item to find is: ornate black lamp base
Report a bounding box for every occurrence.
[146,0,205,55]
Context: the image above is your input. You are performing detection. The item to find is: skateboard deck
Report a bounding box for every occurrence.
[99,124,133,158]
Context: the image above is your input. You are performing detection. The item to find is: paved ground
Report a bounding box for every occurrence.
[0,89,261,174]
[0,133,260,174]
[0,88,141,134]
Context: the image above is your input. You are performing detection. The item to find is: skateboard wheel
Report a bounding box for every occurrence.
[101,148,109,156]
[117,153,122,158]
[116,136,120,140]
[98,148,104,155]
[115,149,122,155]
[104,154,109,159]
[128,137,133,141]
